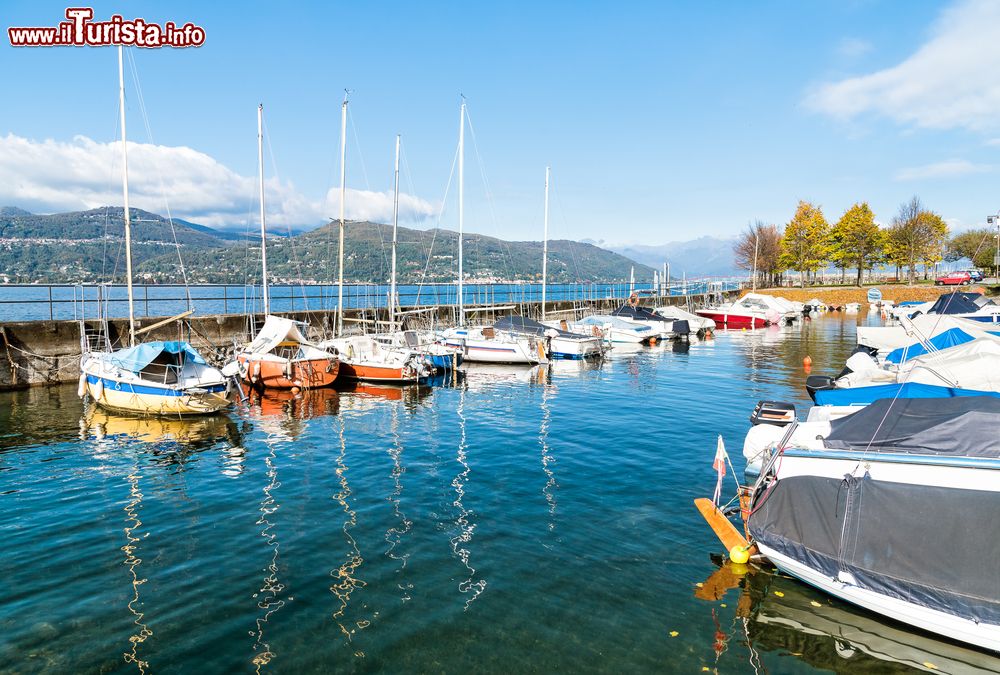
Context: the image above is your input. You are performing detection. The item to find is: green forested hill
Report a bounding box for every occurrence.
[0,208,653,283]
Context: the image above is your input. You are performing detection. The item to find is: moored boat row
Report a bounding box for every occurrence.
[697,294,1000,654]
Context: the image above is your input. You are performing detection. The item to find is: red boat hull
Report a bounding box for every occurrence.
[239,355,339,389]
[695,310,768,329]
[338,360,419,384]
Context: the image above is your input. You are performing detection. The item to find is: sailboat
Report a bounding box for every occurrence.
[436,99,547,365]
[79,47,231,416]
[231,104,340,390]
[368,134,464,374]
[317,102,430,384]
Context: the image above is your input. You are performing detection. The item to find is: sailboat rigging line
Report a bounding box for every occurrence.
[125,50,192,310]
[463,107,518,303]
[261,115,313,315]
[414,141,459,305]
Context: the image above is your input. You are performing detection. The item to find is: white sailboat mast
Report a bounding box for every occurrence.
[390,134,400,327]
[457,98,465,326]
[337,94,348,337]
[541,166,550,320]
[257,104,270,316]
[118,46,136,347]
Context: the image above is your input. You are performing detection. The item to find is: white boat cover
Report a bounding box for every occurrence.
[857,314,1000,353]
[840,337,1000,391]
[243,315,311,355]
[734,293,801,314]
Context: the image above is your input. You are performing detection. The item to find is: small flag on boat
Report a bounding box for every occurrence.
[713,436,727,505]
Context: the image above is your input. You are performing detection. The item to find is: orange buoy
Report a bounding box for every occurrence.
[803,355,812,367]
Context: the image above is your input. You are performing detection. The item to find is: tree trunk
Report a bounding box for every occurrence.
[856,266,863,286]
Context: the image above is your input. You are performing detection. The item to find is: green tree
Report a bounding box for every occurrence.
[828,202,884,286]
[779,201,829,287]
[949,228,997,270]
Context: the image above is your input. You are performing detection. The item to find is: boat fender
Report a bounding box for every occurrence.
[93,378,104,401]
[284,360,293,381]
[251,361,261,383]
[77,372,87,399]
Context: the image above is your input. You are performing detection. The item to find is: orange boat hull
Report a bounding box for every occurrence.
[240,355,339,390]
[338,360,418,384]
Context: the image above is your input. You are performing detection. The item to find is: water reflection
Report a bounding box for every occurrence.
[539,379,557,533]
[329,415,368,649]
[385,403,413,602]
[250,434,285,672]
[461,363,545,390]
[121,458,152,673]
[450,386,486,609]
[694,560,1000,673]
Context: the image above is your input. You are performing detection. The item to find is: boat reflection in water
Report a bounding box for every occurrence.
[80,405,245,472]
[694,560,1000,674]
[460,362,546,390]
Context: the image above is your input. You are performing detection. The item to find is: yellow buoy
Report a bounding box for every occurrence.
[729,545,750,564]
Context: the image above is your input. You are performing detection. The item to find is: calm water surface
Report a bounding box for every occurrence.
[1,314,997,673]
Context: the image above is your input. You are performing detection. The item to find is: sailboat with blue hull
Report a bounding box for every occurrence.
[79,47,230,416]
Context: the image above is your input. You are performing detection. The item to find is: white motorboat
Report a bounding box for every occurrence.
[440,325,547,364]
[653,305,716,332]
[747,397,1000,652]
[564,315,654,344]
[495,316,604,359]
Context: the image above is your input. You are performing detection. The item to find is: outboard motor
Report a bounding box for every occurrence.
[805,375,837,403]
[749,400,796,426]
[671,319,690,340]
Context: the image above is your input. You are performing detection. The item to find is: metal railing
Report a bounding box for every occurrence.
[0,279,747,323]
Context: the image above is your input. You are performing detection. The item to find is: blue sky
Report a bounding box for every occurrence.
[2,1,999,245]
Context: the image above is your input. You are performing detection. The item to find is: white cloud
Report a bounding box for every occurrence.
[806,0,1000,131]
[986,138,1000,146]
[893,158,993,181]
[0,133,439,230]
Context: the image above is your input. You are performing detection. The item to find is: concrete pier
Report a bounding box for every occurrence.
[0,292,732,390]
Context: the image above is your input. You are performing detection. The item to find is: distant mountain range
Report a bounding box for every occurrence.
[597,236,741,278]
[0,206,657,284]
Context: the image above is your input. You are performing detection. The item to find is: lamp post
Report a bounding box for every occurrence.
[990,214,1000,282]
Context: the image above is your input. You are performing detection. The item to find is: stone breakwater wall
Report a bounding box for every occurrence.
[0,293,734,391]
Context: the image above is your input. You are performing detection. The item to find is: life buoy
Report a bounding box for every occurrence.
[628,292,639,308]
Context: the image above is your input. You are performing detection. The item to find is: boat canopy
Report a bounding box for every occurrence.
[495,315,581,339]
[858,314,1000,353]
[577,315,652,332]
[884,327,976,364]
[928,292,992,315]
[107,341,206,373]
[611,305,671,322]
[243,315,310,355]
[735,293,799,314]
[751,396,1000,629]
[824,396,1000,458]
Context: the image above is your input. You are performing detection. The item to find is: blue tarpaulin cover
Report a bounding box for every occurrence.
[814,381,1000,406]
[107,341,206,373]
[884,327,975,364]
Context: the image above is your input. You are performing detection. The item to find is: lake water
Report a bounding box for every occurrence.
[1,313,997,673]
[0,280,741,322]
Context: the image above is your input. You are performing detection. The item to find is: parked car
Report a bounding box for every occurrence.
[935,271,972,286]
[966,269,985,282]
